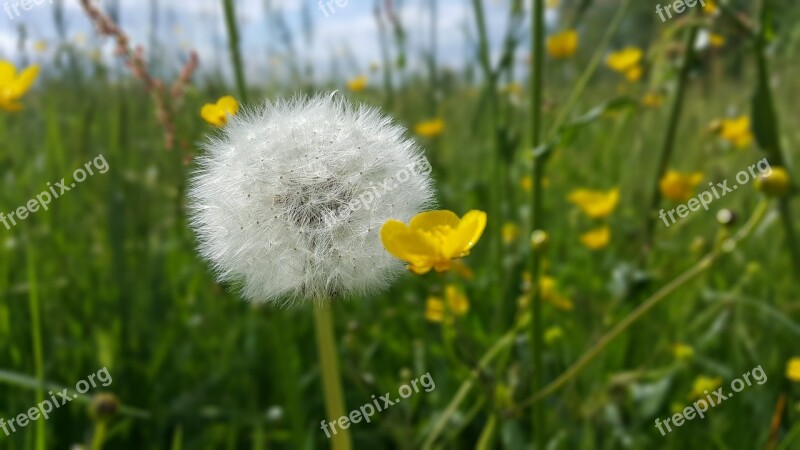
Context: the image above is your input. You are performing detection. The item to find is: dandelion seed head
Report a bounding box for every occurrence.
[188,94,435,304]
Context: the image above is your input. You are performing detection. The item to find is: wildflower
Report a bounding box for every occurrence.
[642,92,664,108]
[567,188,619,219]
[347,75,368,92]
[415,118,445,138]
[547,29,579,59]
[660,171,703,202]
[188,94,435,302]
[689,375,722,400]
[34,41,48,53]
[0,61,40,112]
[381,210,487,275]
[709,33,726,48]
[425,284,470,323]
[719,116,753,149]
[540,276,574,311]
[606,47,643,82]
[702,0,718,15]
[200,95,239,127]
[579,226,610,250]
[672,343,695,361]
[787,358,800,382]
[89,393,119,423]
[520,176,533,192]
[755,167,791,197]
[544,326,564,344]
[530,229,549,251]
[502,222,519,244]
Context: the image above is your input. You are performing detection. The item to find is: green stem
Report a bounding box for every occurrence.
[643,20,699,256]
[313,302,352,450]
[514,200,770,412]
[546,0,633,139]
[27,246,46,450]
[91,422,107,450]
[421,329,517,450]
[221,0,248,103]
[529,0,545,448]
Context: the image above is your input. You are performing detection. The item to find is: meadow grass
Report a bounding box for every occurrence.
[1,1,800,449]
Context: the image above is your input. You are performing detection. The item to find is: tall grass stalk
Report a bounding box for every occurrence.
[643,20,699,256]
[222,0,248,103]
[528,0,546,447]
[27,246,46,450]
[313,303,352,450]
[515,200,770,411]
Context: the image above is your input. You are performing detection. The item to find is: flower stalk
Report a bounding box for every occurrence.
[313,302,352,450]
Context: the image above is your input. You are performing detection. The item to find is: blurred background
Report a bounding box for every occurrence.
[1,0,800,449]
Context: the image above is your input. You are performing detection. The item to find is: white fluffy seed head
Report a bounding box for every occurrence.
[188,93,436,304]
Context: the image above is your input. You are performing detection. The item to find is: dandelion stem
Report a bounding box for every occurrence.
[313,302,352,450]
[221,0,248,104]
[513,200,770,412]
[643,19,699,257]
[91,422,107,450]
[529,0,546,447]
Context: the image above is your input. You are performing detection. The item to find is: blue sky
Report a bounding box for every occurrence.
[0,0,559,83]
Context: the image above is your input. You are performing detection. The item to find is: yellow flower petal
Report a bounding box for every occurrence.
[409,210,461,231]
[443,210,487,259]
[579,226,610,250]
[567,188,619,219]
[547,29,578,59]
[607,47,643,73]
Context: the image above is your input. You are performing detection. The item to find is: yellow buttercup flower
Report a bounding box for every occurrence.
[415,118,445,138]
[381,210,487,275]
[709,33,726,48]
[607,47,642,72]
[544,326,564,344]
[660,171,704,202]
[0,61,40,112]
[347,75,368,92]
[547,29,578,59]
[787,357,800,382]
[567,188,620,219]
[502,222,519,245]
[689,376,722,400]
[425,284,470,323]
[579,226,610,250]
[539,276,574,311]
[625,65,643,82]
[34,40,48,53]
[755,167,792,197]
[703,0,718,15]
[719,116,753,149]
[201,95,239,127]
[672,343,695,361]
[520,176,533,192]
[642,92,664,108]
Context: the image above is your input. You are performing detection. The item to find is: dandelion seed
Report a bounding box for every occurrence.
[188,94,435,303]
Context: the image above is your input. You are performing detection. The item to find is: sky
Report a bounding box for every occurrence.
[0,0,554,84]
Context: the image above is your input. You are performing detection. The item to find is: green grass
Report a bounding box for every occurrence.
[2,1,800,449]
